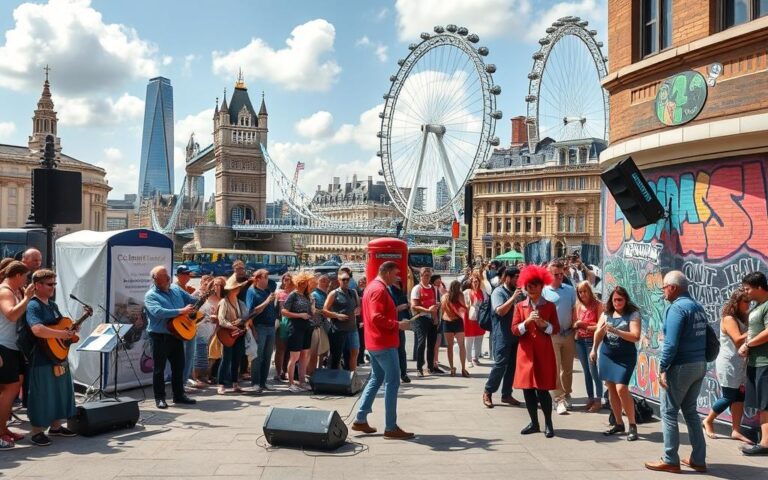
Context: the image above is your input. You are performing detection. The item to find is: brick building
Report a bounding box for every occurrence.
[600,2,768,417]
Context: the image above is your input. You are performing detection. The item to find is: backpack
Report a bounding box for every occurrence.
[477,292,493,331]
[705,323,720,363]
[608,396,655,425]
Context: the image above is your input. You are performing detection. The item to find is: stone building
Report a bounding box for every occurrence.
[106,194,138,231]
[0,74,110,233]
[600,2,768,412]
[470,117,605,263]
[303,175,398,262]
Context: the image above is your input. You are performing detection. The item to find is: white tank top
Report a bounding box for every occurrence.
[0,285,20,350]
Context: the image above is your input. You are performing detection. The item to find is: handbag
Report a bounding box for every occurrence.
[705,323,720,362]
[244,329,258,363]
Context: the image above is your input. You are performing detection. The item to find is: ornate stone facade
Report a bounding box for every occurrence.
[0,74,110,233]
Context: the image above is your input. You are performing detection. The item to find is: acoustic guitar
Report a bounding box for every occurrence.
[215,320,249,348]
[39,303,93,363]
[168,290,212,341]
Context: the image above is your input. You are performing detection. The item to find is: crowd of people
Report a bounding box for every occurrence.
[1,246,767,468]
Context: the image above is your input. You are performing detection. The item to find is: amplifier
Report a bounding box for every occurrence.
[263,407,347,450]
[67,397,140,436]
[310,368,364,395]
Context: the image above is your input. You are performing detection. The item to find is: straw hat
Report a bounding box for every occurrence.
[224,274,250,292]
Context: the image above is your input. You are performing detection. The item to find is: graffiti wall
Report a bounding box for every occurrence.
[602,154,768,426]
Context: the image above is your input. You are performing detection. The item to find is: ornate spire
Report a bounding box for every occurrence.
[259,91,267,116]
[213,96,219,118]
[235,68,246,89]
[37,64,54,111]
[219,88,228,112]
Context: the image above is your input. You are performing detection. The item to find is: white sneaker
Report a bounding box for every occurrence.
[288,384,303,393]
[251,385,263,394]
[556,401,568,415]
[300,383,312,391]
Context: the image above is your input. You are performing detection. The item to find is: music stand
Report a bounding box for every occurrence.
[77,323,133,401]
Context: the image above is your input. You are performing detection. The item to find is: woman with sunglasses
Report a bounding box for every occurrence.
[591,286,641,441]
[25,269,92,446]
[703,288,753,443]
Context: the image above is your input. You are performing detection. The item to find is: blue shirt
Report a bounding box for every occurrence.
[543,283,576,335]
[246,286,277,327]
[660,293,707,372]
[491,285,515,339]
[144,284,196,335]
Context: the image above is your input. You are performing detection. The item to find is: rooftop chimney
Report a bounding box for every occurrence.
[511,116,528,147]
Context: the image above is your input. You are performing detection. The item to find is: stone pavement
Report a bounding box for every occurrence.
[2,342,766,480]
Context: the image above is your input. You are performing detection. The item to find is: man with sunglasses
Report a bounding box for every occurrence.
[325,272,361,371]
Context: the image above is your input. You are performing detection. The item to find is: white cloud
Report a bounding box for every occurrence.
[0,0,160,94]
[211,19,341,92]
[0,121,16,138]
[356,36,388,63]
[376,8,389,21]
[162,55,173,66]
[332,104,382,151]
[173,108,214,169]
[394,0,531,41]
[56,93,144,127]
[97,147,138,198]
[182,54,197,74]
[525,0,607,42]
[295,111,334,139]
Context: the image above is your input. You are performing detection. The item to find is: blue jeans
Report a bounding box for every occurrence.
[575,338,602,399]
[250,325,276,388]
[218,336,245,388]
[661,362,706,465]
[484,333,517,398]
[183,338,196,384]
[355,348,400,431]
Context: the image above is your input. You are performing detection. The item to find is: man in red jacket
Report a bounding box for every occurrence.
[351,261,414,439]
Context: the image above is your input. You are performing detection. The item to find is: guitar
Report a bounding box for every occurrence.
[39,295,93,363]
[168,289,212,341]
[215,319,249,348]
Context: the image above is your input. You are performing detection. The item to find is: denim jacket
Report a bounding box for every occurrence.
[660,293,707,372]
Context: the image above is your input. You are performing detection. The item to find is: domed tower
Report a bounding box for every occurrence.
[28,66,62,162]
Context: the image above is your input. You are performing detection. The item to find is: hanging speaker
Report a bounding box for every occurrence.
[600,157,665,229]
[33,169,83,225]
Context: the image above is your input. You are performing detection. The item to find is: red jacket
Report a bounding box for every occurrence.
[362,278,399,351]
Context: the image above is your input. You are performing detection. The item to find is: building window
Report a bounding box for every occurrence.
[496,219,502,233]
[568,148,577,164]
[535,217,542,233]
[525,217,532,233]
[558,214,566,232]
[525,200,532,212]
[535,200,542,211]
[495,202,502,214]
[577,216,585,232]
[515,218,522,233]
[505,201,512,213]
[486,219,492,233]
[640,0,672,58]
[569,216,576,232]
[505,217,512,232]
[723,0,768,29]
[514,201,521,213]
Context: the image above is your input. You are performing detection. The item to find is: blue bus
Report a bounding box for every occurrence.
[183,248,299,277]
[0,228,49,265]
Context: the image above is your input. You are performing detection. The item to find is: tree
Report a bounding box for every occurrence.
[206,208,215,223]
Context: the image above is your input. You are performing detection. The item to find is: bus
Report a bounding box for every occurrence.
[405,247,434,292]
[0,228,48,265]
[181,248,299,277]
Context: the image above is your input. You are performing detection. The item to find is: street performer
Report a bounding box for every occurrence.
[26,269,92,446]
[144,265,198,409]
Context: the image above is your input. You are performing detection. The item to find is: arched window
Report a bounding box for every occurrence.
[231,205,254,225]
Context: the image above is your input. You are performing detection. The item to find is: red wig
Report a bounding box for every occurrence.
[517,265,554,288]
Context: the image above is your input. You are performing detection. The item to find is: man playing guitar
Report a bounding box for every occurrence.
[25,269,92,446]
[144,265,198,409]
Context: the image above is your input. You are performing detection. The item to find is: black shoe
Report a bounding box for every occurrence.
[173,395,197,405]
[627,424,638,441]
[48,426,77,437]
[30,432,51,446]
[544,424,555,438]
[742,444,768,456]
[401,375,411,384]
[155,399,168,409]
[604,424,625,436]
[520,422,540,435]
[432,366,445,374]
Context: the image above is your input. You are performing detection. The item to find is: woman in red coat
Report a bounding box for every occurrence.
[512,265,559,438]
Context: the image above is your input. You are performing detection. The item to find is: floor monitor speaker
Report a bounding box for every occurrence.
[310,368,364,395]
[263,407,347,450]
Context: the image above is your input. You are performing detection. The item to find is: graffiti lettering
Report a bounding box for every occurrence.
[623,241,663,264]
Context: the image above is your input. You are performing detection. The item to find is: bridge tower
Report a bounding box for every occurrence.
[213,72,268,225]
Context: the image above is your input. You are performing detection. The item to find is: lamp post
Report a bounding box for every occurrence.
[25,134,58,268]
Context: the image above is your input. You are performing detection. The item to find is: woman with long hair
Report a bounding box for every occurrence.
[195,276,221,385]
[273,273,295,382]
[282,271,316,392]
[216,275,249,394]
[441,280,469,377]
[591,286,641,441]
[574,281,603,412]
[703,288,753,443]
[430,274,447,373]
[463,273,486,367]
[512,265,559,438]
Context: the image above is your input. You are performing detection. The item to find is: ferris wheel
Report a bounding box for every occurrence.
[378,25,501,229]
[525,16,608,152]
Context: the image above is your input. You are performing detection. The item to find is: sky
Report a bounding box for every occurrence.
[0,0,607,203]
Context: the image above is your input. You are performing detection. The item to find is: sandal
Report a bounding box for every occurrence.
[604,424,626,436]
[233,385,244,393]
[461,369,470,378]
[450,368,456,377]
[217,386,227,395]
[417,369,425,377]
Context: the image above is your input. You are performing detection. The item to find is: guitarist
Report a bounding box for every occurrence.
[25,269,92,446]
[144,265,198,409]
[216,274,250,394]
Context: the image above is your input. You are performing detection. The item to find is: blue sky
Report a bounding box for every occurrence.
[0,0,607,201]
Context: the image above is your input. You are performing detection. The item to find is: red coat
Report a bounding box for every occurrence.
[511,298,559,390]
[463,289,486,337]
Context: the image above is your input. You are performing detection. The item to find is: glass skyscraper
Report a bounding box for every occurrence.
[138,77,174,198]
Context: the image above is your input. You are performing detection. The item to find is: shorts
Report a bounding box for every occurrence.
[0,345,22,384]
[442,319,464,334]
[287,319,312,352]
[745,365,768,411]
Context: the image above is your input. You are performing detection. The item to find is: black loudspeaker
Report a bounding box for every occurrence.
[263,407,348,450]
[33,168,83,225]
[600,157,665,229]
[310,368,364,395]
[67,398,140,436]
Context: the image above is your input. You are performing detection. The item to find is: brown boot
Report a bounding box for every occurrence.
[383,427,415,440]
[351,422,377,434]
[500,396,521,406]
[483,392,494,408]
[644,459,681,473]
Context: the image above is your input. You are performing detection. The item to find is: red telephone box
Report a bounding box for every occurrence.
[366,238,408,284]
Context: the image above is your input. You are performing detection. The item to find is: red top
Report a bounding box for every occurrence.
[511,298,559,390]
[464,289,486,337]
[575,303,600,339]
[362,278,400,351]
